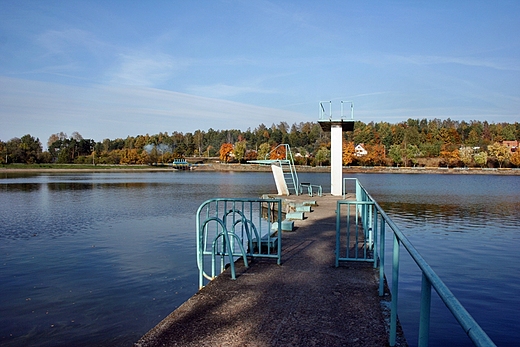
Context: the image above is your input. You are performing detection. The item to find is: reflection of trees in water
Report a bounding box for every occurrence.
[379,201,519,231]
[1,183,41,192]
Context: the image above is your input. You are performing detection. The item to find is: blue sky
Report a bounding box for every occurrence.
[1,1,519,145]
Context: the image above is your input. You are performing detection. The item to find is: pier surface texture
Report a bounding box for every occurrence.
[136,194,401,347]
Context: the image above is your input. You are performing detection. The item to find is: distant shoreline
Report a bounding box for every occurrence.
[2,163,520,175]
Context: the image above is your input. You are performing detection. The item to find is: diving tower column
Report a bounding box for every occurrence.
[330,124,343,196]
[318,101,355,196]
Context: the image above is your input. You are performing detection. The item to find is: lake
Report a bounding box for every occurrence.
[1,171,519,346]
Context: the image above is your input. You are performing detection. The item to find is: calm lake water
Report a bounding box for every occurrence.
[1,171,519,346]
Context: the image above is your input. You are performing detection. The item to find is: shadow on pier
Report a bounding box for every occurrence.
[135,194,406,347]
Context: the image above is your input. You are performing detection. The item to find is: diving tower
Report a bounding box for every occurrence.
[318,101,355,196]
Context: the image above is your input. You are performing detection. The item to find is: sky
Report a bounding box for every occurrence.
[1,0,519,146]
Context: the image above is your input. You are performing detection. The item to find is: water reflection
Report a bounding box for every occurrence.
[0,172,519,346]
[1,183,42,192]
[380,200,520,232]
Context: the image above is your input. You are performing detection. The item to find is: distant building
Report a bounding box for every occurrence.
[502,140,519,152]
[355,144,367,157]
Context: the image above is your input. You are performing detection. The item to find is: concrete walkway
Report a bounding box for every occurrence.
[135,194,403,347]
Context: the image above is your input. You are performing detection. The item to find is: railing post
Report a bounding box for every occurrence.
[335,200,341,267]
[390,233,400,346]
[339,179,496,347]
[419,272,432,347]
[378,215,385,296]
[373,209,378,268]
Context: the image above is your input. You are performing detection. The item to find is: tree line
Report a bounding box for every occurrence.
[1,118,519,168]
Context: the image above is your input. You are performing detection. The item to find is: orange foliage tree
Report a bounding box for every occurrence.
[370,144,386,166]
[440,145,460,167]
[510,150,520,167]
[269,144,286,160]
[342,141,355,166]
[219,143,234,163]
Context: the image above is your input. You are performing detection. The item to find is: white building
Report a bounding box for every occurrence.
[355,144,367,157]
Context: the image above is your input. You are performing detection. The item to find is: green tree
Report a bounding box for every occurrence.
[257,143,270,160]
[474,151,488,168]
[19,134,43,163]
[388,144,403,166]
[459,146,474,167]
[405,144,421,167]
[233,141,247,163]
[0,141,6,164]
[314,147,330,166]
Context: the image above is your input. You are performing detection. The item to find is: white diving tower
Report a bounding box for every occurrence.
[318,101,355,196]
[248,102,354,197]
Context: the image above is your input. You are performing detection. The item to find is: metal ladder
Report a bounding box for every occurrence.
[269,144,299,196]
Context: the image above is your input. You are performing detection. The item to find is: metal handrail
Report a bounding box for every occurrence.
[337,178,496,347]
[196,198,283,289]
[264,144,300,195]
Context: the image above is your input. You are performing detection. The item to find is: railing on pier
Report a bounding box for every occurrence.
[336,178,496,347]
[196,198,283,289]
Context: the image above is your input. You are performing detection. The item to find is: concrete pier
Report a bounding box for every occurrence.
[136,194,404,347]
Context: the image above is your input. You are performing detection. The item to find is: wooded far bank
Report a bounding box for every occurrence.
[2,118,519,168]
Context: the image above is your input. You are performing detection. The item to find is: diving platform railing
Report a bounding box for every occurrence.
[336,178,496,347]
[318,101,355,132]
[196,198,283,289]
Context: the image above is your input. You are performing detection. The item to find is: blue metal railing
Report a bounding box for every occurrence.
[196,198,283,289]
[336,178,496,347]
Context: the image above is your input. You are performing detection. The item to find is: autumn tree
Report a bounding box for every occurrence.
[440,145,460,167]
[487,142,510,168]
[47,132,67,149]
[357,146,372,166]
[510,150,520,167]
[219,143,234,163]
[119,149,141,164]
[371,143,386,166]
[269,144,286,160]
[342,141,355,166]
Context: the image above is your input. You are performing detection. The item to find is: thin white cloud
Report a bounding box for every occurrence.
[109,53,187,87]
[0,76,307,144]
[36,28,109,58]
[187,83,276,99]
[389,54,520,71]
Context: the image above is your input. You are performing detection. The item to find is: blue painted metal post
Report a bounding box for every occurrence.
[378,216,386,296]
[335,200,341,267]
[373,209,379,269]
[277,201,282,264]
[419,272,432,347]
[390,233,400,346]
[354,205,359,259]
